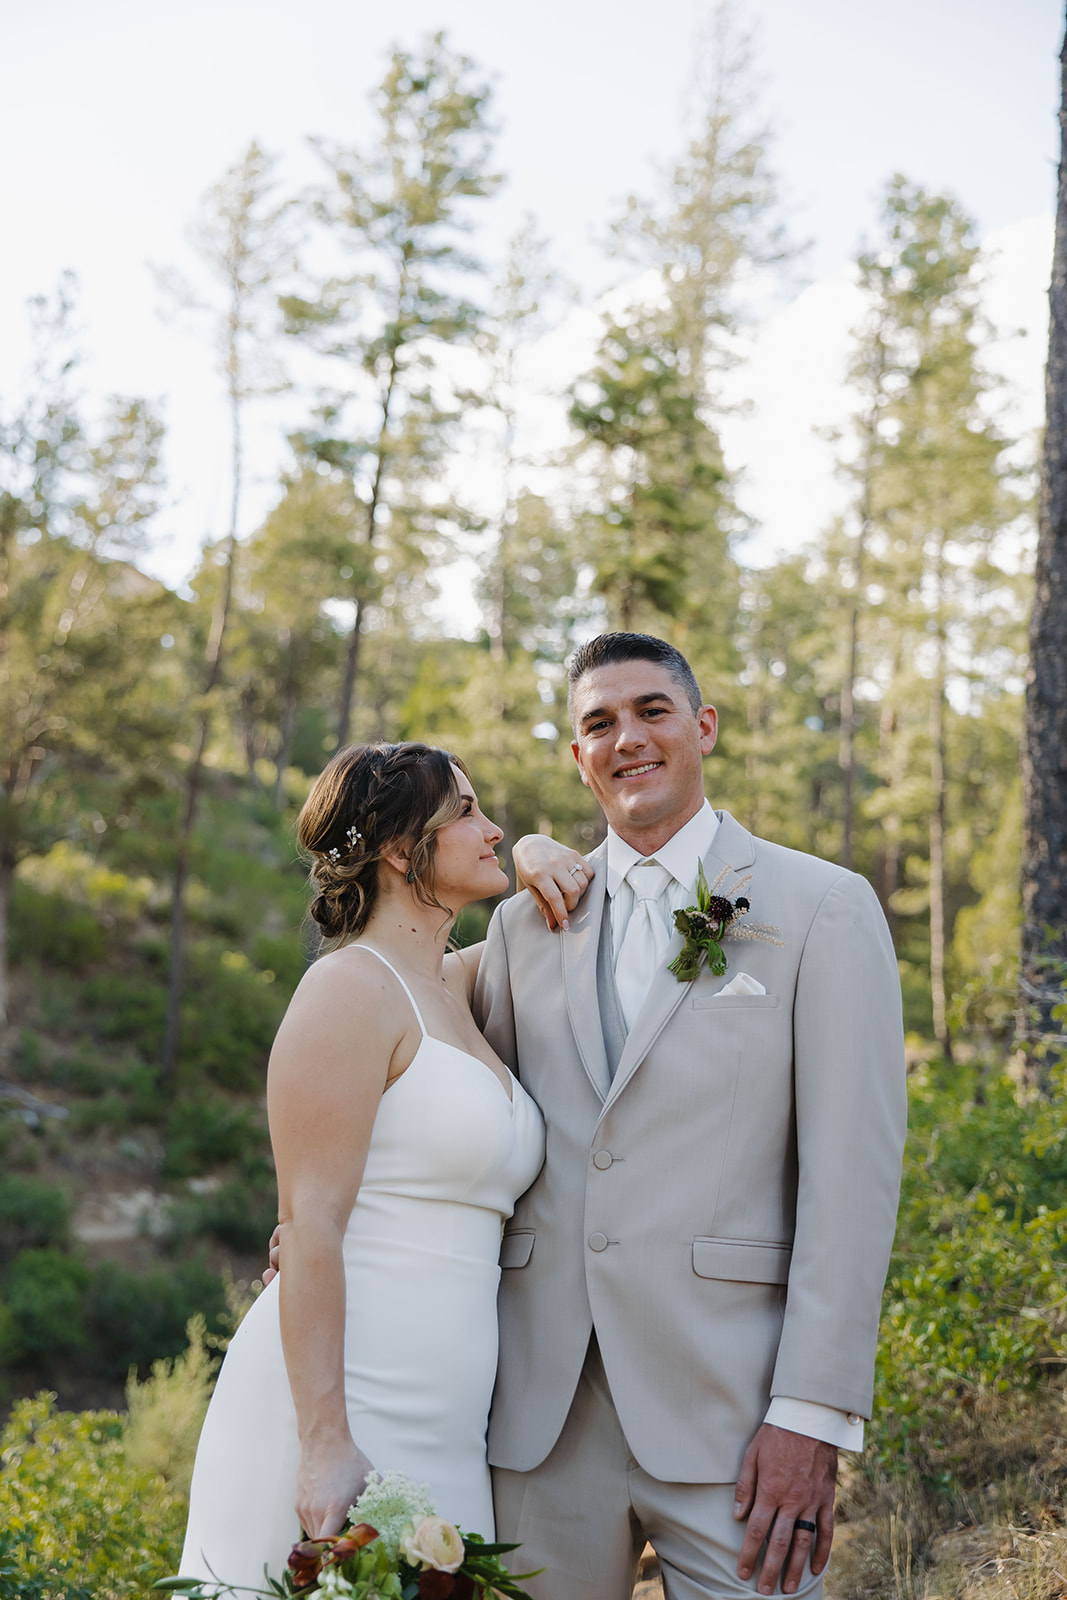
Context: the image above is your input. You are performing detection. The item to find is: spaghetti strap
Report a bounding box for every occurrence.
[350,945,428,1037]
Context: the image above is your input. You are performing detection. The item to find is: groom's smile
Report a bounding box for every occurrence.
[570,661,718,853]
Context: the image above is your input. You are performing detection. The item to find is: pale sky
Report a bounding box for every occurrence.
[0,0,1060,621]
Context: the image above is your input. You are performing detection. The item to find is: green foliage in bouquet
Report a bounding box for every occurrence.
[158,1471,540,1600]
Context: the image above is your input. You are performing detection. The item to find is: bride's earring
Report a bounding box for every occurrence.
[406,868,417,884]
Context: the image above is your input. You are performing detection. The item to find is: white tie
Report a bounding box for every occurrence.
[614,860,673,1030]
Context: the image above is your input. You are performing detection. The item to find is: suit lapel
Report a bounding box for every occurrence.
[561,842,611,1101]
[605,811,758,1106]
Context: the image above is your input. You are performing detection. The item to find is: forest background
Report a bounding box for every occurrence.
[2,2,1066,1597]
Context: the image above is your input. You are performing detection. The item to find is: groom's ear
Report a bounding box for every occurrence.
[570,738,592,788]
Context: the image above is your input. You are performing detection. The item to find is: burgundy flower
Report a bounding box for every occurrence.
[704,895,738,925]
[328,1522,380,1562]
[452,1576,475,1600]
[287,1540,326,1590]
[418,1572,456,1598]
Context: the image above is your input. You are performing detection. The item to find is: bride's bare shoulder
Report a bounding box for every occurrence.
[279,944,405,1033]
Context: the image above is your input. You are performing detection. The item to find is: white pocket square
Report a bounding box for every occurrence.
[716,972,766,997]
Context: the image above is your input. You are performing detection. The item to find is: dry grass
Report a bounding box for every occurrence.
[828,1386,1067,1600]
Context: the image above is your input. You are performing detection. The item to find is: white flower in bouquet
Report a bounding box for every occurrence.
[401,1516,465,1573]
[317,1567,359,1597]
[349,1471,435,1562]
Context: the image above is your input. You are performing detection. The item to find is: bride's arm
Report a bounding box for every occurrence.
[443,839,595,1001]
[512,833,593,932]
[267,953,401,1539]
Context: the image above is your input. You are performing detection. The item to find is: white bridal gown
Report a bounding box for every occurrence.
[180,948,545,1595]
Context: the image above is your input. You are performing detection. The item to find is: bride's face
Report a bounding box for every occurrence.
[430,767,508,905]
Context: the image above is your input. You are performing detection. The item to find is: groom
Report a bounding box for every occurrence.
[474,632,907,1600]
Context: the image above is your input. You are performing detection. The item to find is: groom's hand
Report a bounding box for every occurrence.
[733,1424,837,1594]
[262,1223,282,1286]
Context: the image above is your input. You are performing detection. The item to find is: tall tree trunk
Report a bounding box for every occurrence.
[0,851,13,1065]
[839,606,858,872]
[1020,15,1067,1074]
[273,642,299,810]
[335,353,399,752]
[160,397,242,1092]
[929,634,953,1063]
[876,696,902,941]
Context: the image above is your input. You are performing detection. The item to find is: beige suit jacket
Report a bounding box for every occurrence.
[475,810,907,1485]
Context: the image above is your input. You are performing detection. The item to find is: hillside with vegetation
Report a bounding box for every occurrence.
[2,15,1065,1600]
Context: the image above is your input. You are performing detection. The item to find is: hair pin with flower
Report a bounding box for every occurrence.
[326,823,363,864]
[669,860,783,983]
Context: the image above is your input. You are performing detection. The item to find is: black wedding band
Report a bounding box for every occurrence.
[794,1520,817,1535]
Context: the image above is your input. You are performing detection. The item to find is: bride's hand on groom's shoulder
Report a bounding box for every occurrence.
[296,1436,375,1541]
[513,834,594,932]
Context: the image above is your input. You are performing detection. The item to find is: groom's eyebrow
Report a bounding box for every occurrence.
[578,691,675,730]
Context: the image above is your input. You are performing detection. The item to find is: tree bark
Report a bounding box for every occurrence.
[1020,15,1067,1070]
[160,395,242,1091]
[334,349,399,753]
[929,634,953,1063]
[0,851,13,1064]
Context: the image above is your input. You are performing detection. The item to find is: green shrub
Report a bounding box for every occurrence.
[83,1255,227,1376]
[123,1314,219,1498]
[180,942,285,1091]
[18,840,154,922]
[170,1159,277,1255]
[15,1028,44,1073]
[50,1045,114,1097]
[0,1394,184,1599]
[873,1067,1067,1473]
[10,882,105,970]
[0,1175,72,1264]
[162,1091,260,1179]
[4,1249,88,1363]
[82,969,167,1052]
[251,928,306,990]
[68,1092,132,1134]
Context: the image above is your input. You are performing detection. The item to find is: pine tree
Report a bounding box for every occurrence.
[283,35,499,750]
[158,141,296,1090]
[853,180,1020,1057]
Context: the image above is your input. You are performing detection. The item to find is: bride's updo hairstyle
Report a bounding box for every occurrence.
[298,742,470,944]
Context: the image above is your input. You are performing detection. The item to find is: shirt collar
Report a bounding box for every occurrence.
[605,800,720,899]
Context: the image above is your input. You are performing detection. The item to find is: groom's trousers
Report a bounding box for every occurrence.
[491,1337,825,1600]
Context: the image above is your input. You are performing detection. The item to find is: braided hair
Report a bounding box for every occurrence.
[298,743,470,944]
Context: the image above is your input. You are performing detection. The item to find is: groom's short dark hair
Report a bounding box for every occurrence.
[567,633,704,724]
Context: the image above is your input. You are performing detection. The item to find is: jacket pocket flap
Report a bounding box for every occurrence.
[500,1229,535,1269]
[692,1237,791,1284]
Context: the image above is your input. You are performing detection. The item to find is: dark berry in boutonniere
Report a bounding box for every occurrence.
[669,861,782,982]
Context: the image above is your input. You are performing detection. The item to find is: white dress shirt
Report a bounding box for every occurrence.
[604,800,864,1453]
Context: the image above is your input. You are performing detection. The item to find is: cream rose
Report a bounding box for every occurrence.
[400,1515,464,1572]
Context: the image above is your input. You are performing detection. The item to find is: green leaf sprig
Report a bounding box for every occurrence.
[669,860,751,983]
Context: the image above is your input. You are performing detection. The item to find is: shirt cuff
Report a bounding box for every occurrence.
[764,1397,865,1451]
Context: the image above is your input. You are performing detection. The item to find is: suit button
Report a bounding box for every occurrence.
[588,1232,609,1252]
[592,1151,613,1170]
[847,1413,861,1426]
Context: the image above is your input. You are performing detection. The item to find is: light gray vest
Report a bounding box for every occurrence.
[596,896,629,1082]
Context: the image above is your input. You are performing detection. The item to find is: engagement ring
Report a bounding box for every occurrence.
[569,865,584,877]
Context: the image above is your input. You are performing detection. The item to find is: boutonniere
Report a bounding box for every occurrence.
[669,861,783,983]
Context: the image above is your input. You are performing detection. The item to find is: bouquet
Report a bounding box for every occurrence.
[158,1471,539,1600]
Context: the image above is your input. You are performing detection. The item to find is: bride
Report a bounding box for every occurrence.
[178,741,590,1593]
